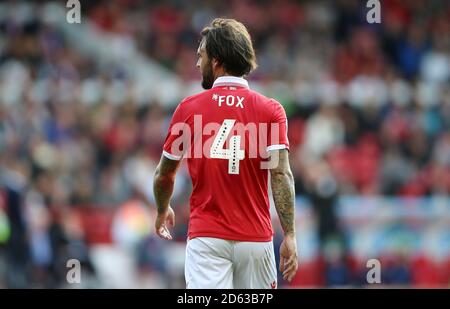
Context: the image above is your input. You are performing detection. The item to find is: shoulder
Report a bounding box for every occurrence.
[177,90,213,110]
[248,89,280,106]
[248,89,284,115]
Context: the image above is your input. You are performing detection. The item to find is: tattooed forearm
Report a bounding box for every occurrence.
[270,150,296,236]
[153,155,181,214]
[153,176,173,214]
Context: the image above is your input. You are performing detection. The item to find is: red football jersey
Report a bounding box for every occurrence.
[163,76,289,242]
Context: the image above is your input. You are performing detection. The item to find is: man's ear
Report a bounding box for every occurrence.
[212,58,221,70]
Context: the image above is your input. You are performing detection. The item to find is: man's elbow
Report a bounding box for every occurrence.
[153,168,175,188]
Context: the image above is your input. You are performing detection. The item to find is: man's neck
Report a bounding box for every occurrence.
[213,71,231,81]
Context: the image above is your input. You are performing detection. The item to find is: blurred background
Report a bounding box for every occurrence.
[0,0,449,288]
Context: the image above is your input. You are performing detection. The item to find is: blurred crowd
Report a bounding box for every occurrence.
[0,0,449,288]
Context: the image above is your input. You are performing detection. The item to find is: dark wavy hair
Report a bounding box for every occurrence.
[200,18,257,76]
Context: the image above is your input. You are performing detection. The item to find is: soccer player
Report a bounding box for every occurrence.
[153,18,297,289]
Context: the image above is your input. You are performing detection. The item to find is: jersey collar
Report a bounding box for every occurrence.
[212,76,249,89]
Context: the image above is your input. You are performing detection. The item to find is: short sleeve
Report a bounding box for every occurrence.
[267,100,289,152]
[162,103,188,160]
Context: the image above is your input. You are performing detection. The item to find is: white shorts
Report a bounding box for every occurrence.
[185,237,277,289]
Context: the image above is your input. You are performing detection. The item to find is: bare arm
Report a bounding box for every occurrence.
[269,149,298,281]
[270,149,296,236]
[153,154,182,240]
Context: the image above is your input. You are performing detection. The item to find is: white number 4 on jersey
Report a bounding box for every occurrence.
[210,119,245,174]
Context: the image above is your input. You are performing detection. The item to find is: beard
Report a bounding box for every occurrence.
[201,60,214,89]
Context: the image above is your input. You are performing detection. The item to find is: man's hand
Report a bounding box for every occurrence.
[155,206,175,240]
[279,234,298,282]
[153,154,181,240]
